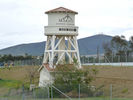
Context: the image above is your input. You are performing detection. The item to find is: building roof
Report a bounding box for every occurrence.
[45,7,78,14]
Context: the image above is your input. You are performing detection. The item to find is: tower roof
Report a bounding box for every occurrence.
[45,7,78,14]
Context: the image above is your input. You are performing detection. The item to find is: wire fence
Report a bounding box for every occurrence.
[80,55,133,64]
[1,54,133,68]
[0,83,133,100]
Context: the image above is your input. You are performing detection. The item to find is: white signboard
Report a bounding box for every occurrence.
[48,13,75,26]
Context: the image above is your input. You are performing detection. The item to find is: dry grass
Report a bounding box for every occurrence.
[0,66,40,96]
[85,65,133,98]
[1,65,133,98]
[0,66,39,82]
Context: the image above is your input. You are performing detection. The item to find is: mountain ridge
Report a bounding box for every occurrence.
[0,34,112,56]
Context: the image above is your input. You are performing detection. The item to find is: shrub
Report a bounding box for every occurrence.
[51,65,99,97]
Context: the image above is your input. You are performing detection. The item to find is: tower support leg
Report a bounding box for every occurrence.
[43,35,81,68]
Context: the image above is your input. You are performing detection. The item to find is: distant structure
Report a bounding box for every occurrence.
[42,7,81,68]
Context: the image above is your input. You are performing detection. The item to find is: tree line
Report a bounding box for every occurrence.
[0,53,33,62]
[103,35,133,62]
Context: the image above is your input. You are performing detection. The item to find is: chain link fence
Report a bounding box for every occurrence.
[0,83,133,100]
[80,55,133,64]
[80,55,133,66]
[1,55,133,68]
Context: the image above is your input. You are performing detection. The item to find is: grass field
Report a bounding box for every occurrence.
[1,65,133,99]
[0,66,39,96]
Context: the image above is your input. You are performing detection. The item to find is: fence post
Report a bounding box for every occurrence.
[126,51,128,62]
[112,53,113,62]
[79,84,80,100]
[48,85,50,100]
[51,84,53,100]
[22,84,25,100]
[110,84,112,100]
[33,88,36,100]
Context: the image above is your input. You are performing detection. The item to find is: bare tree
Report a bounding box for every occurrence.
[25,66,39,84]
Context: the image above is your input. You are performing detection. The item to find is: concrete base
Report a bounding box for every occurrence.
[39,67,53,87]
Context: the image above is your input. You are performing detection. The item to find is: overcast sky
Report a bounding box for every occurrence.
[0,0,133,49]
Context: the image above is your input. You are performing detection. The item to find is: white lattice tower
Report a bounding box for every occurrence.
[43,7,81,68]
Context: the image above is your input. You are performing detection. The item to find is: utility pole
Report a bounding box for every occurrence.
[97,46,100,63]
